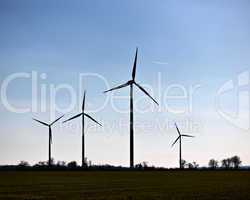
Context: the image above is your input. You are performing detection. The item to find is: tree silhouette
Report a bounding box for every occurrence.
[221,158,232,169]
[67,161,78,169]
[187,163,194,169]
[181,159,187,168]
[208,159,219,169]
[135,163,143,169]
[187,161,199,169]
[231,156,242,169]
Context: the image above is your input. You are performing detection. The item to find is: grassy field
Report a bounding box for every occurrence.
[0,171,250,199]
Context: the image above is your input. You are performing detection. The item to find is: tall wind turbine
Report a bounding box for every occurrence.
[172,123,194,169]
[63,91,102,167]
[104,48,158,168]
[33,115,64,167]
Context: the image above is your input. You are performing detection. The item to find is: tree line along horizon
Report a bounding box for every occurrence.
[6,155,243,170]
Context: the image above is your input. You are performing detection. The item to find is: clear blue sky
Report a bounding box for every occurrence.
[0,0,250,167]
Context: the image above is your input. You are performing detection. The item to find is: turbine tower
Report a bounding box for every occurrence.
[104,48,158,168]
[172,123,194,169]
[33,115,64,167]
[63,91,102,167]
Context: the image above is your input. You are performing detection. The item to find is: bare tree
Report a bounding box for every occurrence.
[221,158,232,169]
[192,162,199,169]
[187,163,194,169]
[135,163,143,169]
[208,159,218,169]
[187,162,199,169]
[181,159,187,168]
[230,156,242,169]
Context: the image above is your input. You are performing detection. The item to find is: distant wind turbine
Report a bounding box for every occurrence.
[32,115,64,167]
[104,48,159,168]
[63,91,102,167]
[172,123,194,169]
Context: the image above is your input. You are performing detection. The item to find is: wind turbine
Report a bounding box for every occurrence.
[32,115,64,167]
[104,48,158,168]
[172,123,194,169]
[63,91,102,167]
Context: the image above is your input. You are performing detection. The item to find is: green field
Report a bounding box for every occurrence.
[0,171,250,199]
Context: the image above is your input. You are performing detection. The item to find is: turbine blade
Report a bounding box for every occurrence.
[63,113,83,123]
[33,118,49,126]
[50,115,64,126]
[82,90,86,111]
[103,81,130,93]
[182,134,195,138]
[134,82,159,105]
[175,123,181,136]
[84,113,102,126]
[132,47,138,80]
[171,136,181,147]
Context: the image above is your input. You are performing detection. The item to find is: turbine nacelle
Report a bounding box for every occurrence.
[171,123,194,147]
[63,112,102,127]
[128,80,134,85]
[33,115,64,128]
[63,92,102,127]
